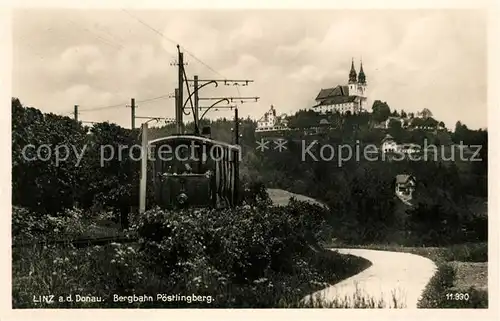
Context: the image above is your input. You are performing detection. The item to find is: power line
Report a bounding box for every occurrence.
[78,94,172,113]
[121,9,231,81]
[135,94,171,104]
[121,9,176,59]
[78,101,128,113]
[66,19,124,50]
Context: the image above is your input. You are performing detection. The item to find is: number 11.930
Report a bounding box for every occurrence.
[446,292,470,300]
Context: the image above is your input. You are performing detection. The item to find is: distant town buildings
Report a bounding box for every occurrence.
[377,112,445,131]
[256,105,290,133]
[312,59,368,115]
[381,134,421,155]
[385,116,407,129]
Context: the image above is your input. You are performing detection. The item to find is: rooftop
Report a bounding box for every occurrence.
[395,174,416,184]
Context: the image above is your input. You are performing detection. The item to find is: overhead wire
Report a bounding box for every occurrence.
[78,94,172,113]
[121,8,245,119]
[65,19,125,50]
[121,9,177,59]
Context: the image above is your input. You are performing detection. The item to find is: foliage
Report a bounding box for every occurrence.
[12,98,141,225]
[12,206,92,246]
[12,243,146,308]
[405,193,487,246]
[12,201,370,308]
[12,98,89,214]
[134,200,331,283]
[371,100,391,123]
[417,264,488,308]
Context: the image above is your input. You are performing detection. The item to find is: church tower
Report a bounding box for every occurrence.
[348,58,357,95]
[357,60,367,111]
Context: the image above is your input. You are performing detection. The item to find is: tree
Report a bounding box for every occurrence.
[422,117,439,129]
[401,110,408,118]
[371,100,391,123]
[420,108,433,119]
[388,118,402,130]
[388,118,404,141]
[453,121,468,144]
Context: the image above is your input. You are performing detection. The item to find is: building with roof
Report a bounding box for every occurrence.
[312,59,368,115]
[395,174,416,200]
[256,105,290,133]
[381,134,398,153]
[381,134,421,155]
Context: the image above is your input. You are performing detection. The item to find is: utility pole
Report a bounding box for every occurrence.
[174,88,180,134]
[74,105,78,122]
[130,98,136,130]
[194,75,199,134]
[139,122,148,214]
[234,106,240,205]
[234,107,240,145]
[177,45,184,134]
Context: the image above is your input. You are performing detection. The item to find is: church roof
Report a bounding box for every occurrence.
[314,95,357,107]
[315,85,350,101]
[349,59,358,83]
[358,61,366,84]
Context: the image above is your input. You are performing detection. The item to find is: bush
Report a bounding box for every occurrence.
[12,243,147,308]
[128,200,363,307]
[12,98,140,221]
[12,206,91,246]
[12,99,88,214]
[417,264,488,308]
[445,243,488,262]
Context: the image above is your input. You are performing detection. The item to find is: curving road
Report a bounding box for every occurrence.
[303,248,437,308]
[267,189,437,308]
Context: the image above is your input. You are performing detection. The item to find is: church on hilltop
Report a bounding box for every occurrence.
[312,59,368,115]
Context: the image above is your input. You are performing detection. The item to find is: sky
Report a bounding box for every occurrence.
[12,8,487,129]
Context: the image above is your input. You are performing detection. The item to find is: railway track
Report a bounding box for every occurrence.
[12,233,139,248]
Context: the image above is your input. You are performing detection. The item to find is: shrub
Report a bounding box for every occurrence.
[12,243,147,308]
[12,98,140,219]
[12,206,90,246]
[445,243,488,262]
[417,264,488,308]
[129,200,355,307]
[12,100,88,214]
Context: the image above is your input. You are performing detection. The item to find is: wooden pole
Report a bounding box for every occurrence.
[234,107,240,205]
[175,88,180,134]
[131,98,136,130]
[194,75,199,135]
[74,105,78,122]
[139,122,148,214]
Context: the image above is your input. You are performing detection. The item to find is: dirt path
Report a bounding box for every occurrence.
[303,248,436,308]
[266,188,328,208]
[267,189,437,308]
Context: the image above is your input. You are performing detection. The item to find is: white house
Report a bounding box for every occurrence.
[381,134,398,153]
[256,105,289,133]
[395,174,416,199]
[381,134,421,155]
[385,116,406,129]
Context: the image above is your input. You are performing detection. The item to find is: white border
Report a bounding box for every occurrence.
[1,1,498,320]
